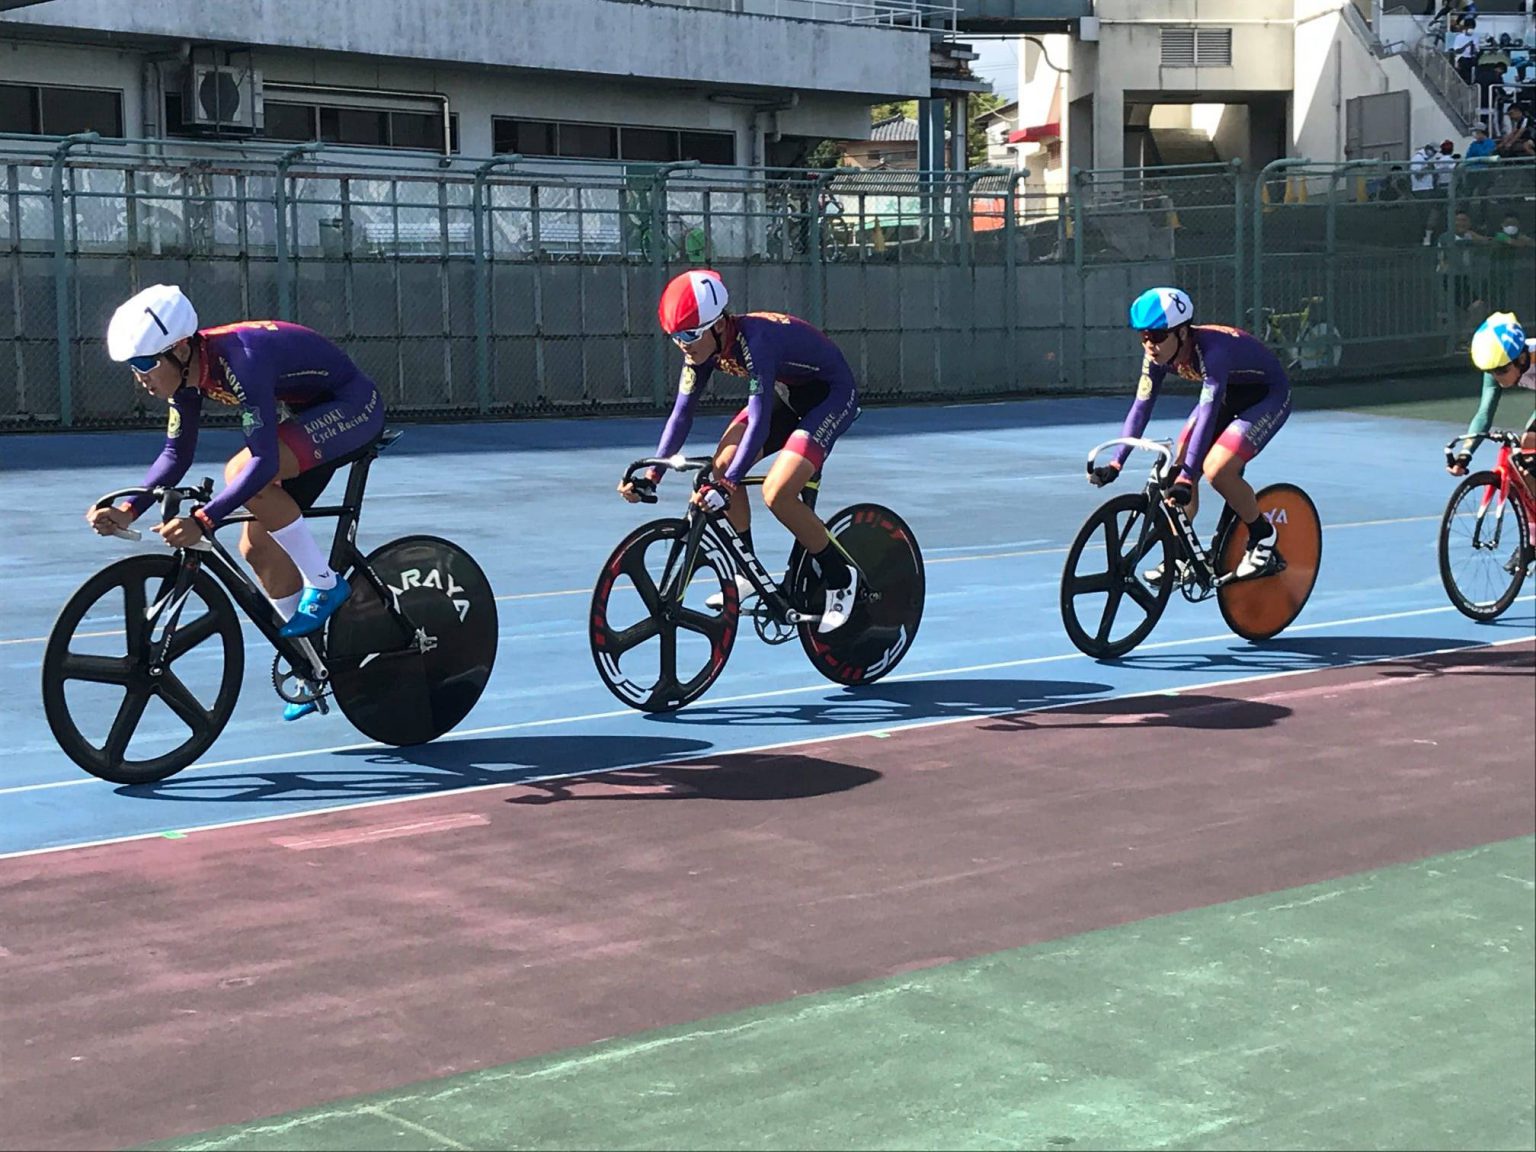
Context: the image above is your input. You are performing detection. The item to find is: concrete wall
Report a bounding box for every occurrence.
[1087,0,1293,169]
[1,21,886,165]
[0,0,931,98]
[1293,0,1461,166]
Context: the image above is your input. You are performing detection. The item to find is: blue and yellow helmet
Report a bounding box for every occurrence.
[1470,311,1526,372]
[1129,287,1194,332]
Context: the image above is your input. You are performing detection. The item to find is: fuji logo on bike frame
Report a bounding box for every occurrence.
[389,566,471,622]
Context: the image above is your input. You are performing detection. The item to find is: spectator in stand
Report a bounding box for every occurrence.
[1439,209,1493,327]
[1488,212,1536,316]
[1434,139,1460,190]
[1475,37,1510,121]
[1411,141,1441,203]
[1464,126,1498,206]
[1452,18,1479,86]
[1496,104,1536,158]
[1493,212,1535,249]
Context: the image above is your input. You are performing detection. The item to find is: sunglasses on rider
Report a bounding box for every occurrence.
[670,326,709,346]
[126,353,162,373]
[1138,328,1171,344]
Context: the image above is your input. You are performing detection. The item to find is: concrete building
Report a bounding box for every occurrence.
[0,0,956,168]
[998,0,1536,178]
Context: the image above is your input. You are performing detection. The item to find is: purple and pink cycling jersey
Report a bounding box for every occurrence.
[134,321,383,525]
[1114,324,1292,481]
[653,312,858,483]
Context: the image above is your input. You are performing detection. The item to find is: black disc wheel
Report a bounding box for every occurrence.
[590,518,739,712]
[1438,471,1530,621]
[326,535,498,746]
[1060,493,1174,659]
[41,554,244,784]
[793,503,925,686]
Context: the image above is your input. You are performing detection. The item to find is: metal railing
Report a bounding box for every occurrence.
[610,0,958,30]
[2,132,1533,430]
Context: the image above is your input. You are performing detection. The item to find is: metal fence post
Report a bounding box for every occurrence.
[649,160,699,407]
[1230,156,1246,330]
[273,143,318,323]
[1251,157,1312,333]
[808,167,837,329]
[1070,167,1087,390]
[50,131,98,428]
[1004,170,1028,385]
[473,154,521,415]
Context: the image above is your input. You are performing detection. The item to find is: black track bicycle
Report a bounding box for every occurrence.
[1060,437,1322,659]
[589,455,925,712]
[42,431,498,785]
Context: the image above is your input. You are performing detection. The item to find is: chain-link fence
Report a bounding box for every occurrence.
[2,131,1533,431]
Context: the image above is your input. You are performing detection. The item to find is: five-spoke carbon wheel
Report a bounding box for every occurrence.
[42,554,244,785]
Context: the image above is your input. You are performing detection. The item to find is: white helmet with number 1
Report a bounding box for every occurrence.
[106,284,199,363]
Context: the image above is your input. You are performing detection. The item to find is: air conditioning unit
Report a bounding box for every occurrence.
[182,64,264,133]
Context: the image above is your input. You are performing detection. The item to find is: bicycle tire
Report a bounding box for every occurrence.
[793,503,925,686]
[1437,471,1530,621]
[590,517,739,712]
[1216,483,1323,641]
[1059,492,1174,659]
[327,535,498,746]
[41,554,244,785]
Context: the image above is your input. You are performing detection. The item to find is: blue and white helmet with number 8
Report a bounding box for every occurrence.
[1128,287,1194,332]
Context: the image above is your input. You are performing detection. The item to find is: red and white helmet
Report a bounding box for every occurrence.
[658,269,728,339]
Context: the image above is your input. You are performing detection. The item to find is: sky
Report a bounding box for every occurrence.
[970,37,1020,101]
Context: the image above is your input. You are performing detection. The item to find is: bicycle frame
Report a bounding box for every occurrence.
[626,455,836,628]
[1086,437,1241,599]
[1447,431,1536,551]
[96,435,414,690]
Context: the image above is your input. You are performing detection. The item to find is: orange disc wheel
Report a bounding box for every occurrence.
[1216,482,1322,641]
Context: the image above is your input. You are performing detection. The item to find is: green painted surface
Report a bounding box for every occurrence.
[148,838,1536,1152]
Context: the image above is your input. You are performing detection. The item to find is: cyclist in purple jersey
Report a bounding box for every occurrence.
[88,286,384,719]
[1090,287,1292,582]
[619,269,861,631]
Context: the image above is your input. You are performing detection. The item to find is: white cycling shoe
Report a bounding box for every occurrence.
[704,573,757,610]
[1144,559,1193,586]
[1233,535,1277,580]
[817,568,859,634]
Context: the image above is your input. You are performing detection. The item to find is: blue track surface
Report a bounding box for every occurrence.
[3,397,1531,857]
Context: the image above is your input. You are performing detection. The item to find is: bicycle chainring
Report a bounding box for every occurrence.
[271,654,329,705]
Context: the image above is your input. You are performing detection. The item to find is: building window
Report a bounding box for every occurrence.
[679,131,733,165]
[176,95,457,151]
[558,121,618,159]
[494,117,735,165]
[0,82,122,137]
[259,100,316,141]
[621,126,678,162]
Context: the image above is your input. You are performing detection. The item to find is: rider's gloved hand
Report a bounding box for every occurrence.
[1447,453,1471,477]
[1089,463,1121,488]
[86,504,135,536]
[619,475,658,504]
[1167,478,1194,506]
[692,480,732,514]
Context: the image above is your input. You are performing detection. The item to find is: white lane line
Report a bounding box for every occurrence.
[10,597,1523,799]
[1,621,1529,861]
[0,513,1451,648]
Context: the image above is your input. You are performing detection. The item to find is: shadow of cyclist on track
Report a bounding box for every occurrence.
[115,733,717,804]
[641,677,1114,730]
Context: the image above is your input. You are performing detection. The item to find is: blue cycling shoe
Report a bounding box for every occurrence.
[283,700,319,722]
[279,575,351,638]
